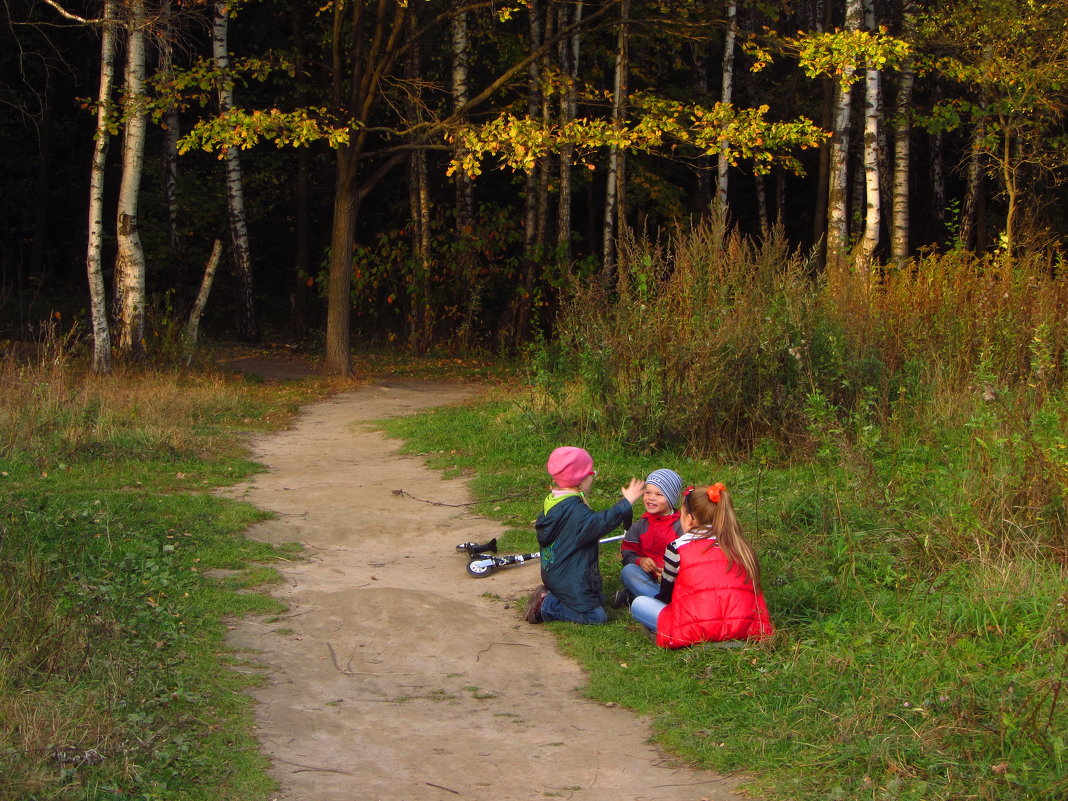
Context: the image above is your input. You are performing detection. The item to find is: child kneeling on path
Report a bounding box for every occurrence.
[613,468,685,608]
[524,447,644,625]
[630,483,774,648]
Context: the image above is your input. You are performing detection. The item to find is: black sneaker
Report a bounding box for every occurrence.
[523,585,548,624]
[611,588,630,609]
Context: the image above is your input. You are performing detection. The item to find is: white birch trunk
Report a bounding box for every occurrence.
[856,0,881,270]
[890,10,915,264]
[715,0,736,217]
[213,0,258,342]
[114,0,148,355]
[450,2,473,233]
[87,0,116,374]
[826,0,861,266]
[185,239,222,363]
[602,0,630,277]
[449,2,482,346]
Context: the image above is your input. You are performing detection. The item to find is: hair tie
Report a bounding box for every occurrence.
[707,482,725,503]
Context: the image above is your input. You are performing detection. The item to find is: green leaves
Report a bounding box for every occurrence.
[447,95,828,179]
[788,28,912,88]
[178,107,351,154]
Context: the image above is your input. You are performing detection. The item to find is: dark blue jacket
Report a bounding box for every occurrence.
[535,494,633,612]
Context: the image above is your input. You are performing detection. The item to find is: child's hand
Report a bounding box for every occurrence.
[621,477,644,504]
[639,556,658,575]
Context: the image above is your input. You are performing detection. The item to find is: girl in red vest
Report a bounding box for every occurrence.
[630,483,774,648]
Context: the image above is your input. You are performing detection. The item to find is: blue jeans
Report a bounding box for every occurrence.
[621,562,661,599]
[541,592,608,625]
[630,595,666,631]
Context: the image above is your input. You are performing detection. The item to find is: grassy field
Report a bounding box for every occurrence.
[382,389,1067,801]
[0,342,509,801]
[0,347,334,801]
[3,224,1065,801]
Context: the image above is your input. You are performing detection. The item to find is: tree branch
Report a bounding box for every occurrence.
[39,0,105,25]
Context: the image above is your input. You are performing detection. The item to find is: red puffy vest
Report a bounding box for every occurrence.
[656,539,774,649]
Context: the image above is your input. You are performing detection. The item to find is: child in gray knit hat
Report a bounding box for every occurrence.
[612,468,685,608]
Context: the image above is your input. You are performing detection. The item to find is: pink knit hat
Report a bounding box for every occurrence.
[546,446,595,488]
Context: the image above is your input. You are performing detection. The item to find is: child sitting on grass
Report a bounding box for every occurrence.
[630,482,774,648]
[612,468,685,608]
[524,446,644,625]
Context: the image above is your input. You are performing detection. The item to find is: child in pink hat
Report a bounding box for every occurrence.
[523,447,643,624]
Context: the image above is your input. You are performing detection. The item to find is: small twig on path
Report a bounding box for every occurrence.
[476,641,533,661]
[650,777,739,788]
[425,782,461,795]
[392,488,525,507]
[326,644,451,675]
[586,764,600,791]
[327,642,355,675]
[274,757,353,775]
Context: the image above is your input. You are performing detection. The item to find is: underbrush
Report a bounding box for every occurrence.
[0,353,328,800]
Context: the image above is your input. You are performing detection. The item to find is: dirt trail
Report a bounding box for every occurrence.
[223,380,748,801]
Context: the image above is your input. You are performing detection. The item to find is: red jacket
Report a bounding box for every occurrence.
[620,512,682,569]
[656,538,774,649]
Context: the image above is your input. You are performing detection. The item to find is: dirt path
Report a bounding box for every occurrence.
[223,380,748,801]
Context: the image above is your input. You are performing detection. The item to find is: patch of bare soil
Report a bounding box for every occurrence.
[222,380,750,801]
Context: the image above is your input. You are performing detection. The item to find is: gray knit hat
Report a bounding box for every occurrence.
[645,469,683,509]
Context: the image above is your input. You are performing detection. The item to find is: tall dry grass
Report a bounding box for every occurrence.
[532,219,1068,560]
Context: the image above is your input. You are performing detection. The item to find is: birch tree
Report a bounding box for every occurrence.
[213,0,258,342]
[114,0,149,356]
[825,0,861,267]
[890,5,916,264]
[87,0,116,374]
[449,0,478,344]
[714,0,736,219]
[602,0,630,279]
[855,0,882,269]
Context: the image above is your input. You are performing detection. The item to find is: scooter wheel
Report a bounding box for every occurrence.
[466,560,495,578]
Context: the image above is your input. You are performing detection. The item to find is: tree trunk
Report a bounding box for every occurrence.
[1000,122,1017,256]
[87,0,116,374]
[513,0,547,347]
[214,0,259,342]
[289,0,310,335]
[890,9,915,265]
[715,0,737,217]
[114,0,148,357]
[31,89,52,279]
[185,239,222,362]
[407,147,433,350]
[931,131,946,239]
[602,0,630,280]
[160,0,180,254]
[325,149,359,375]
[959,118,985,249]
[855,0,881,270]
[741,31,770,230]
[449,0,482,347]
[556,0,582,262]
[812,0,834,259]
[692,41,712,212]
[826,0,861,268]
[405,9,433,352]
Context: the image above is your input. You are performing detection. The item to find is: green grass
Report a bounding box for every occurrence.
[380,387,1068,801]
[0,364,333,801]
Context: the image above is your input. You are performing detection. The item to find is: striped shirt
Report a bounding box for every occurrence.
[656,528,717,604]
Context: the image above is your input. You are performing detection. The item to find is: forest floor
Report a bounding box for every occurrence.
[213,356,750,801]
